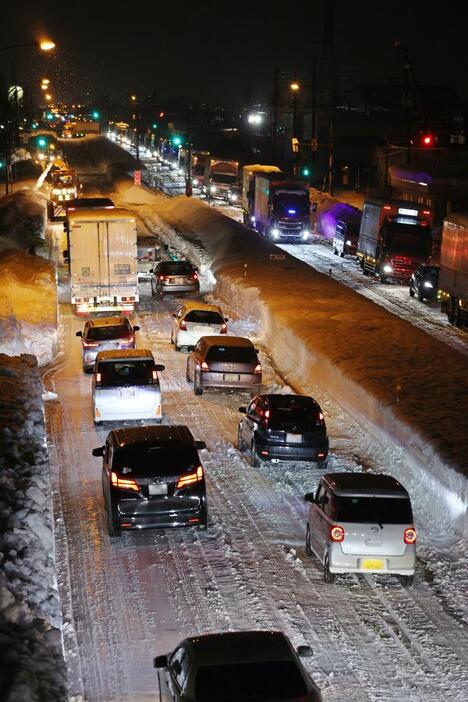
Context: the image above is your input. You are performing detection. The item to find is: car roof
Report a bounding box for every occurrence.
[95,349,153,362]
[322,472,409,498]
[67,207,134,222]
[260,394,320,408]
[158,259,194,266]
[110,425,196,449]
[181,301,223,315]
[67,197,114,209]
[182,631,295,664]
[201,336,255,348]
[86,316,131,328]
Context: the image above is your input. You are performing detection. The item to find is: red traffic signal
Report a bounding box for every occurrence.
[420,133,435,147]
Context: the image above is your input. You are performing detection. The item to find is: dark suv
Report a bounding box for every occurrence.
[151,260,199,296]
[93,425,208,537]
[409,264,439,301]
[238,394,329,467]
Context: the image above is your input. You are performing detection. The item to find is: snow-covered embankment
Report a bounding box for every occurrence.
[116,184,468,535]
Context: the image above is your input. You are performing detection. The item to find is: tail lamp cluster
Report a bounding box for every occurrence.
[328,525,417,544]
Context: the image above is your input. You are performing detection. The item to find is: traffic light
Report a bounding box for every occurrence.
[420,133,435,147]
[46,112,54,120]
[38,137,47,147]
[152,123,158,129]
[302,166,311,177]
[172,135,182,146]
[92,111,100,120]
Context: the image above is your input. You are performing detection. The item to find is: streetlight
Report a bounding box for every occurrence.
[247,113,263,125]
[290,81,300,175]
[0,39,56,53]
[45,94,52,102]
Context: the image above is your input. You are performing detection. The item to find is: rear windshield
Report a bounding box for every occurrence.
[158,262,194,275]
[185,310,223,325]
[113,446,200,477]
[206,345,257,363]
[336,496,413,524]
[98,360,154,386]
[195,661,307,701]
[86,324,131,341]
[269,404,322,431]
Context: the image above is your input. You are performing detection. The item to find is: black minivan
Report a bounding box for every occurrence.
[238,394,329,467]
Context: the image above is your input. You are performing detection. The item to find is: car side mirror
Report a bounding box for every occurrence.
[155,364,165,372]
[187,346,195,352]
[255,349,259,354]
[172,313,177,318]
[132,325,140,332]
[238,407,247,414]
[76,331,83,337]
[194,440,206,450]
[63,249,70,262]
[149,269,154,274]
[304,492,315,503]
[297,644,313,658]
[92,446,105,457]
[153,655,168,669]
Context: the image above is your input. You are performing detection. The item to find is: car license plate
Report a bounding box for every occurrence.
[224,373,240,381]
[286,433,303,443]
[120,387,136,398]
[362,559,384,570]
[148,483,168,496]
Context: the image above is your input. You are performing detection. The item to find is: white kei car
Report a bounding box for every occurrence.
[171,302,228,351]
[92,349,165,424]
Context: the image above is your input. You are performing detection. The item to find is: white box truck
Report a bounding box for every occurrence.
[66,208,138,314]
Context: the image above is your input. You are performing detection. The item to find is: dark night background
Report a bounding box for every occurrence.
[1,0,468,106]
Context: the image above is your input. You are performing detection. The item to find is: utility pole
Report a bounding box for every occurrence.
[320,0,336,196]
[271,67,279,162]
[185,106,193,197]
[311,55,317,161]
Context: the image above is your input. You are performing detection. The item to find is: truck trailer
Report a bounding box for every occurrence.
[356,198,432,282]
[252,174,311,243]
[66,208,139,315]
[438,213,468,327]
[241,164,282,224]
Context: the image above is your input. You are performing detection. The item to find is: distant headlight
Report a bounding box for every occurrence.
[270,228,280,240]
[230,193,238,201]
[250,216,256,223]
[423,280,434,288]
[382,264,393,274]
[192,178,199,185]
[301,229,310,240]
[345,239,352,246]
[210,185,217,193]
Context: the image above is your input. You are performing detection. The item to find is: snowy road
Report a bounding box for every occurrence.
[45,275,468,701]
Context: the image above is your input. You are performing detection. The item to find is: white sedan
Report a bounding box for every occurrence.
[171,302,227,351]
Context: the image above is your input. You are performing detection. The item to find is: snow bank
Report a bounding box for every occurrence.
[0,354,67,701]
[0,250,58,366]
[0,189,48,251]
[309,186,361,242]
[115,186,468,532]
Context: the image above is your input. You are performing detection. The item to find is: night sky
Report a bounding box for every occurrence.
[1,1,467,106]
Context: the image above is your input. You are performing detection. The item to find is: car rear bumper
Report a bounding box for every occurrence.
[177,329,222,346]
[158,283,200,294]
[328,543,416,575]
[255,443,329,462]
[116,496,206,529]
[200,371,261,389]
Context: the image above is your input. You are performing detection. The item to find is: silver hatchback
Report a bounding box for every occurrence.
[76,316,140,372]
[304,473,416,586]
[186,336,262,395]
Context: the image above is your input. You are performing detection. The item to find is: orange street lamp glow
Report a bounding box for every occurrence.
[41,78,50,85]
[45,93,52,100]
[39,40,55,51]
[290,81,300,92]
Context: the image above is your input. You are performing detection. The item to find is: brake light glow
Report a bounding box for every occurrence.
[422,210,431,216]
[199,361,209,370]
[254,364,262,373]
[220,323,227,333]
[96,372,102,383]
[404,527,416,544]
[383,205,392,211]
[192,273,198,280]
[176,465,204,489]
[111,471,139,492]
[83,341,99,348]
[179,320,187,331]
[159,275,167,281]
[152,370,158,381]
[330,525,345,542]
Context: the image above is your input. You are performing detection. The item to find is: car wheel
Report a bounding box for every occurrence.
[333,248,338,255]
[170,331,174,344]
[151,283,155,296]
[400,574,414,588]
[106,498,121,538]
[409,285,415,297]
[417,292,424,302]
[323,554,335,583]
[316,456,329,469]
[194,371,203,396]
[237,426,244,452]
[175,343,181,352]
[305,524,312,556]
[340,251,344,258]
[186,363,192,383]
[250,441,260,467]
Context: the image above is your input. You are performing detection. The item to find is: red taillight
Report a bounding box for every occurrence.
[254,364,262,374]
[404,527,416,544]
[179,320,187,331]
[96,372,102,383]
[422,209,431,216]
[83,340,99,348]
[261,408,270,428]
[159,275,167,281]
[220,323,227,333]
[152,370,158,381]
[192,272,198,280]
[176,465,204,489]
[111,471,139,492]
[197,361,209,370]
[330,525,345,542]
[383,205,392,211]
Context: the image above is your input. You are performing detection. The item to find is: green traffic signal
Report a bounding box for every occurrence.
[302,167,310,177]
[92,111,100,119]
[172,135,182,146]
[38,137,47,147]
[152,123,158,129]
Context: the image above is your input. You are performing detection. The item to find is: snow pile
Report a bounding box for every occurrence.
[114,189,468,531]
[309,187,361,242]
[0,189,48,251]
[0,354,67,701]
[0,250,58,366]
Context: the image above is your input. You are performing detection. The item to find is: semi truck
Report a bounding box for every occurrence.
[242,164,282,224]
[47,167,81,220]
[190,151,211,188]
[252,174,311,243]
[204,159,239,201]
[356,198,432,282]
[65,208,139,315]
[438,213,468,327]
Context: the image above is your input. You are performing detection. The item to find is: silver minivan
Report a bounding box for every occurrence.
[92,349,165,424]
[304,473,416,586]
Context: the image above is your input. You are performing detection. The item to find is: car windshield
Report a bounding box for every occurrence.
[383,221,432,256]
[193,163,206,175]
[113,446,200,478]
[195,660,307,701]
[158,262,194,276]
[97,360,154,386]
[212,173,237,184]
[206,346,257,363]
[185,310,223,325]
[269,404,321,431]
[335,496,413,524]
[273,193,309,218]
[86,324,131,341]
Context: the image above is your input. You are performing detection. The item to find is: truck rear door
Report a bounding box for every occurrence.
[103,218,137,297]
[70,220,101,295]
